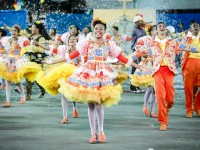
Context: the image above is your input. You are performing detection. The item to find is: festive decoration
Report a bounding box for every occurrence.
[14,0,23,10]
[40,0,45,4]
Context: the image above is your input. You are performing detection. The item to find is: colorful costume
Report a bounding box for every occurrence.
[58,40,133,107]
[130,36,154,87]
[0,36,41,83]
[135,36,198,127]
[36,45,77,95]
[182,34,200,116]
[109,34,131,84]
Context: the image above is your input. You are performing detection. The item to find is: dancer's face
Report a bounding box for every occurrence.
[190,23,200,35]
[150,26,157,37]
[157,23,166,35]
[69,27,78,36]
[83,27,90,34]
[11,27,19,38]
[32,25,38,35]
[68,36,77,46]
[94,24,105,39]
[112,28,118,36]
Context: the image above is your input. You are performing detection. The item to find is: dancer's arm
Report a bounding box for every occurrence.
[175,37,198,54]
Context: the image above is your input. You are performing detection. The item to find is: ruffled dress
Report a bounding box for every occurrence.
[0,36,41,83]
[36,45,77,95]
[58,40,131,107]
[130,36,154,87]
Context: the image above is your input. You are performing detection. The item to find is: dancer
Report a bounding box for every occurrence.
[134,22,198,131]
[55,18,146,143]
[24,21,50,99]
[0,25,41,107]
[38,35,80,123]
[130,25,157,118]
[0,27,7,90]
[182,22,200,118]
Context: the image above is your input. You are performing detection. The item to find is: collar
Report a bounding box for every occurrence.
[154,36,169,44]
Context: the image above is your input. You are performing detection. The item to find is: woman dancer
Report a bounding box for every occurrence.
[0,25,41,107]
[23,21,50,99]
[37,35,80,123]
[130,25,157,118]
[50,18,146,143]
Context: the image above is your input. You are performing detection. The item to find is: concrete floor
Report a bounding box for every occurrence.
[0,83,200,150]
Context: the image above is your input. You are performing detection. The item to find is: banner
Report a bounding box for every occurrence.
[0,10,27,30]
[46,13,92,34]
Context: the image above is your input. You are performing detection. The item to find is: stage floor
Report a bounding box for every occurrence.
[0,84,199,150]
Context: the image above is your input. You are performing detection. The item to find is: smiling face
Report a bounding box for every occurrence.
[93,24,105,39]
[157,23,166,35]
[68,36,77,46]
[190,23,200,35]
[11,27,19,38]
[69,27,78,36]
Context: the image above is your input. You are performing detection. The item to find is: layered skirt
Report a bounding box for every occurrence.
[130,58,154,87]
[58,61,123,107]
[0,55,41,83]
[36,63,76,95]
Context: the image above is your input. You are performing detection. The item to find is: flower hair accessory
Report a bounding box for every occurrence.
[13,24,21,31]
[36,21,41,24]
[91,17,106,29]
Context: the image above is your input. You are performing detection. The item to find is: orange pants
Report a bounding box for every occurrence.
[182,58,200,113]
[154,66,175,125]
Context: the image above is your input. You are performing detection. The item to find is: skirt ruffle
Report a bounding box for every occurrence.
[0,67,20,83]
[18,62,42,82]
[0,57,41,83]
[36,63,76,95]
[116,72,128,84]
[130,74,154,87]
[58,79,122,107]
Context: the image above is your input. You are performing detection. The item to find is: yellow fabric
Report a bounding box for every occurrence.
[115,72,128,84]
[27,37,46,53]
[58,80,123,107]
[0,61,41,83]
[36,63,76,95]
[188,38,200,59]
[159,42,168,66]
[0,66,20,83]
[18,62,42,82]
[130,74,154,87]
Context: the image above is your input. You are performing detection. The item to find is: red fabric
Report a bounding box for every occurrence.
[69,50,80,60]
[52,48,58,54]
[117,53,128,64]
[57,35,62,41]
[126,37,132,41]
[154,66,175,125]
[23,40,30,47]
[182,58,200,113]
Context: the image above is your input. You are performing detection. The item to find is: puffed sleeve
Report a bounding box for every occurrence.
[108,40,121,58]
[75,39,89,56]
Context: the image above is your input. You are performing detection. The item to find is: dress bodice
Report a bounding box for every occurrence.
[87,42,109,62]
[8,41,21,56]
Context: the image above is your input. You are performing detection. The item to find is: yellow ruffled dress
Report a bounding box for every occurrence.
[58,40,123,107]
[36,63,76,95]
[130,57,154,87]
[0,41,41,83]
[36,45,77,95]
